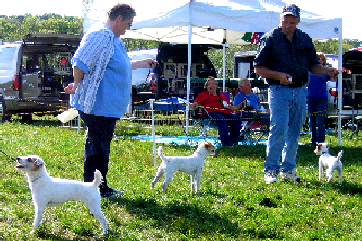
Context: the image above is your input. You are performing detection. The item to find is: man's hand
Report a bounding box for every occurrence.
[279,72,293,85]
[327,68,339,81]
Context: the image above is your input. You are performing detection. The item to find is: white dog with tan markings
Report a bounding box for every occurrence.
[151,142,216,193]
[314,143,344,184]
[15,155,108,235]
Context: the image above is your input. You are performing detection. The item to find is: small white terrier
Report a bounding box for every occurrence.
[151,142,216,193]
[314,143,344,184]
[15,155,108,235]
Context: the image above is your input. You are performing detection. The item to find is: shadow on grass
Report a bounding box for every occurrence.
[6,116,63,127]
[299,178,362,198]
[108,197,241,238]
[35,225,106,241]
[215,144,267,159]
[336,181,362,196]
[297,145,362,168]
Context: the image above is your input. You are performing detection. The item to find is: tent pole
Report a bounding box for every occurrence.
[150,99,156,167]
[222,44,226,92]
[185,24,192,145]
[337,36,343,146]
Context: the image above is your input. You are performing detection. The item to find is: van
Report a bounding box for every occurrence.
[130,43,222,106]
[0,34,81,121]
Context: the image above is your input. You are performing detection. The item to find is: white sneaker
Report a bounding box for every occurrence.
[280,170,301,182]
[264,170,278,184]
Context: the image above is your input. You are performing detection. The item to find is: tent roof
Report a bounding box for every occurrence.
[83,0,342,44]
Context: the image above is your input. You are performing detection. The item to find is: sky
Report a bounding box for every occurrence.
[0,0,360,41]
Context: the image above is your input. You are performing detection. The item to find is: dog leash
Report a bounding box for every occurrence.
[1,150,16,161]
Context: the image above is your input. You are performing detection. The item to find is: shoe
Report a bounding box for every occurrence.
[100,192,118,199]
[264,170,278,184]
[280,170,301,182]
[100,187,124,198]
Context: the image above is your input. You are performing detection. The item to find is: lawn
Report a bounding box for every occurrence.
[1,117,362,240]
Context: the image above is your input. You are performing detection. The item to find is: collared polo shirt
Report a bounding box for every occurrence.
[254,27,320,86]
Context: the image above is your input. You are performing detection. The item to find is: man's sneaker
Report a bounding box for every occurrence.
[264,170,278,184]
[100,187,124,198]
[280,170,301,182]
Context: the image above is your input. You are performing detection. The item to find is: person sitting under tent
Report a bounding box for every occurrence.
[190,77,243,146]
[233,78,270,127]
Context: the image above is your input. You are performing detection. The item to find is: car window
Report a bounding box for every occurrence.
[0,45,20,84]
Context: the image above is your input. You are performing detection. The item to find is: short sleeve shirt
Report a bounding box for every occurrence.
[72,24,132,118]
[194,91,232,115]
[307,72,331,98]
[254,27,320,84]
[233,92,260,110]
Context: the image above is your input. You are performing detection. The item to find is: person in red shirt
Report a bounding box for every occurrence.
[191,77,244,146]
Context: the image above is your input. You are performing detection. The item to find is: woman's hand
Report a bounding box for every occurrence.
[132,58,158,70]
[64,83,76,94]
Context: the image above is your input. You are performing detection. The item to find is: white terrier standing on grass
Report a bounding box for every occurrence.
[15,155,108,235]
[151,142,216,193]
[314,143,344,184]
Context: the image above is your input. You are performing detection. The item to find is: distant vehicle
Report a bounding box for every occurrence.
[233,51,268,103]
[130,43,222,107]
[233,51,362,113]
[0,34,81,121]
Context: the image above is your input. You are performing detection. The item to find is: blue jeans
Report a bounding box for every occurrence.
[308,97,327,144]
[204,111,241,146]
[264,85,307,173]
[79,111,118,191]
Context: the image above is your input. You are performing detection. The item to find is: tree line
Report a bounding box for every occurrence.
[1,14,360,78]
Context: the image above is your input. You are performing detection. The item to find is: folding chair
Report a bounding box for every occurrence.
[239,109,270,144]
[191,107,219,144]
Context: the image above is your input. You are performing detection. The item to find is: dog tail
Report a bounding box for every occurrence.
[93,169,103,188]
[337,150,344,162]
[158,146,165,161]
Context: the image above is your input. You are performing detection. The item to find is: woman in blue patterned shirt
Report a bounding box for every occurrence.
[64,3,157,198]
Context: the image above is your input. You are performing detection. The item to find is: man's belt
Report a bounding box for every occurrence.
[267,77,307,88]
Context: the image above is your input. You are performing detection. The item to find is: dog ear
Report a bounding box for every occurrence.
[34,157,44,166]
[204,142,212,148]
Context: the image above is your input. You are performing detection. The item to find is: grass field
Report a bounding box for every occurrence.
[1,117,362,240]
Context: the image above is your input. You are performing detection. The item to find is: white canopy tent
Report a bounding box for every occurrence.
[83,0,343,145]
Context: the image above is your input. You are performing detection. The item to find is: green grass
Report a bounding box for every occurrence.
[1,117,362,240]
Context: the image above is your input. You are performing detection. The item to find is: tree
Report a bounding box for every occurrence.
[0,14,83,42]
[208,38,361,79]
[313,39,360,54]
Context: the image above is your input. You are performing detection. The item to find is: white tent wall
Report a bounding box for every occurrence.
[83,1,342,41]
[83,0,343,145]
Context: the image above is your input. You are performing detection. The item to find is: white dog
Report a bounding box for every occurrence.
[15,155,108,235]
[314,143,344,184]
[151,142,216,193]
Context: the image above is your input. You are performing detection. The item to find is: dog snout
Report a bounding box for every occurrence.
[15,158,24,168]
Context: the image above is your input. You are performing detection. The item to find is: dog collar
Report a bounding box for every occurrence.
[30,176,43,182]
[322,152,327,155]
[195,151,202,156]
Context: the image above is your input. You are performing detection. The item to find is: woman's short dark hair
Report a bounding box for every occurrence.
[108,3,136,21]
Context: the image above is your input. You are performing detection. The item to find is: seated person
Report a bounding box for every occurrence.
[190,77,244,146]
[233,79,270,126]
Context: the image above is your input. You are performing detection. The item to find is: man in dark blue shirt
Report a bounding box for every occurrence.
[254,4,338,184]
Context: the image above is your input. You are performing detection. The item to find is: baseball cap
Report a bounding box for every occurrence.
[281,4,300,18]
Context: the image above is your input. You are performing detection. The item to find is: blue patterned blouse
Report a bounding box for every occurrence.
[71,23,132,118]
